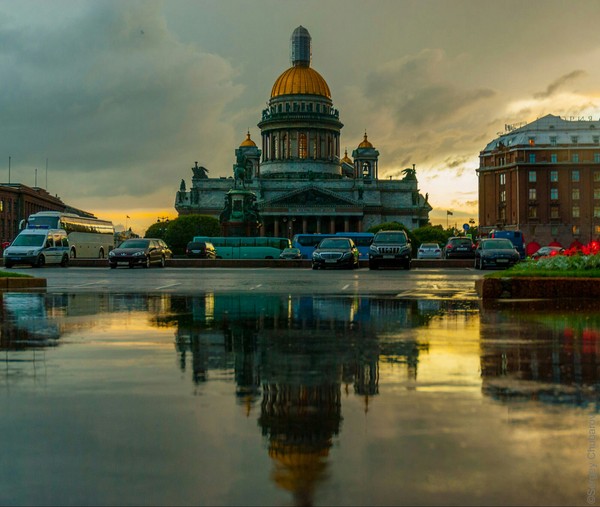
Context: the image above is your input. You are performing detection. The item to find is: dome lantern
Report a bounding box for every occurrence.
[290,26,311,67]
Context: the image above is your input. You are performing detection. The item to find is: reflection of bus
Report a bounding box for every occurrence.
[192,236,291,259]
[292,232,374,259]
[22,211,115,259]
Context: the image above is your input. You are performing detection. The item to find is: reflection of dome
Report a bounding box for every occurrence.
[271,66,331,99]
[240,131,256,147]
[358,133,373,149]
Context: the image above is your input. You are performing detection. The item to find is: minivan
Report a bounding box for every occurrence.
[3,228,70,268]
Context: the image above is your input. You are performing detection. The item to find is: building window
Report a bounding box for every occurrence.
[573,225,581,235]
[529,153,536,163]
[298,133,307,159]
[594,136,600,145]
[571,136,578,144]
[573,153,579,163]
[550,170,558,182]
[550,136,557,146]
[528,171,537,182]
[550,188,558,200]
[0,200,3,212]
[500,190,506,202]
[595,207,600,218]
[573,188,580,200]
[595,189,600,200]
[499,173,506,185]
[572,206,580,218]
[551,226,559,236]
[528,206,537,218]
[529,188,537,200]
[551,206,560,219]
[551,154,558,163]
[572,170,580,182]
[596,225,600,236]
[595,171,600,182]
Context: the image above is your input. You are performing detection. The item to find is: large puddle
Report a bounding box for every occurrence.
[0,292,597,506]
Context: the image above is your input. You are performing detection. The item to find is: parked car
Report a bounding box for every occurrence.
[3,228,70,268]
[417,242,442,259]
[109,238,172,269]
[474,238,520,269]
[312,237,359,269]
[185,241,216,259]
[530,246,564,259]
[368,230,412,270]
[279,247,302,260]
[444,237,476,259]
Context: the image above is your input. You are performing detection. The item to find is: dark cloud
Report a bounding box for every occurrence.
[363,49,495,127]
[533,70,587,99]
[0,2,243,199]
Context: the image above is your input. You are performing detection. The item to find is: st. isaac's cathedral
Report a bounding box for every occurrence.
[175,26,431,236]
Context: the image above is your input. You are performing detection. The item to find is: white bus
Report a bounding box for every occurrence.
[21,211,115,259]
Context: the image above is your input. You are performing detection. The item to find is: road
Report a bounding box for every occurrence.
[7,266,483,299]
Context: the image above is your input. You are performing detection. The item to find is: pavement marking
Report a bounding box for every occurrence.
[72,281,105,287]
[250,284,263,290]
[155,283,182,290]
[341,284,350,291]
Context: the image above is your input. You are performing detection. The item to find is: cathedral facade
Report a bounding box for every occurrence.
[175,26,431,237]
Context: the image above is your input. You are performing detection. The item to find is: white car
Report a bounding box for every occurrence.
[417,243,442,259]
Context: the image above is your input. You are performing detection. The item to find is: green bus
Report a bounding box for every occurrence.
[192,236,291,259]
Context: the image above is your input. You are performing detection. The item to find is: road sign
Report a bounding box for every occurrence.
[463,223,470,231]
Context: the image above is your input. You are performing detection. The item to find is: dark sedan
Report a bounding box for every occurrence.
[312,237,359,270]
[444,237,476,259]
[474,238,520,270]
[109,238,172,269]
[185,241,216,259]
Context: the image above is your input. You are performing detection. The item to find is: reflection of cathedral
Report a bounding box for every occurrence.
[175,26,431,236]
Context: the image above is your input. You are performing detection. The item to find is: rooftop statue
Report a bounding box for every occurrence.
[192,161,209,179]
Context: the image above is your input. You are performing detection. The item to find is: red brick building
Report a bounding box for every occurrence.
[0,184,67,245]
[478,114,600,249]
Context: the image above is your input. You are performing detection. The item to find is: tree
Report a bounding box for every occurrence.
[145,215,221,255]
[411,224,453,247]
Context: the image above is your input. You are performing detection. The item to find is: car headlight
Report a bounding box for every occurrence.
[369,245,379,254]
[109,251,115,257]
[132,251,145,257]
[312,252,321,260]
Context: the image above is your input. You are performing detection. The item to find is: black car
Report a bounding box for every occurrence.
[279,247,302,260]
[368,230,412,270]
[474,238,520,269]
[311,237,359,269]
[185,241,216,259]
[444,237,476,259]
[109,238,172,269]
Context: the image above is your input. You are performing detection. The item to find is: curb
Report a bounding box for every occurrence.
[0,277,47,290]
[476,276,600,299]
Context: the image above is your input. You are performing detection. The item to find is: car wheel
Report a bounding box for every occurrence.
[60,254,69,267]
[311,263,318,270]
[128,263,134,269]
[159,256,166,268]
[109,263,117,269]
[34,255,45,268]
[369,262,378,270]
[404,261,411,270]
[4,262,12,268]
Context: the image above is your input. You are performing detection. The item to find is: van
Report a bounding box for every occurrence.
[3,228,70,268]
[488,230,525,259]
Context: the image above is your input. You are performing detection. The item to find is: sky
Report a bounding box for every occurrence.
[2,0,600,234]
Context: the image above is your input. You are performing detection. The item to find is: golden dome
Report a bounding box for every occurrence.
[341,149,353,164]
[240,131,256,147]
[358,132,373,149]
[271,65,331,99]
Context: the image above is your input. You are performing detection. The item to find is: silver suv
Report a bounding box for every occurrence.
[368,230,412,270]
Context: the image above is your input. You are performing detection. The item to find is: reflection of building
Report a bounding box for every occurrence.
[478,114,600,245]
[479,302,600,405]
[176,26,431,236]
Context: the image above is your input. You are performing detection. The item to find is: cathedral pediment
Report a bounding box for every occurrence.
[261,185,359,207]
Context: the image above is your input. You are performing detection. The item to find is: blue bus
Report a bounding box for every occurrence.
[192,236,291,259]
[292,232,374,260]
